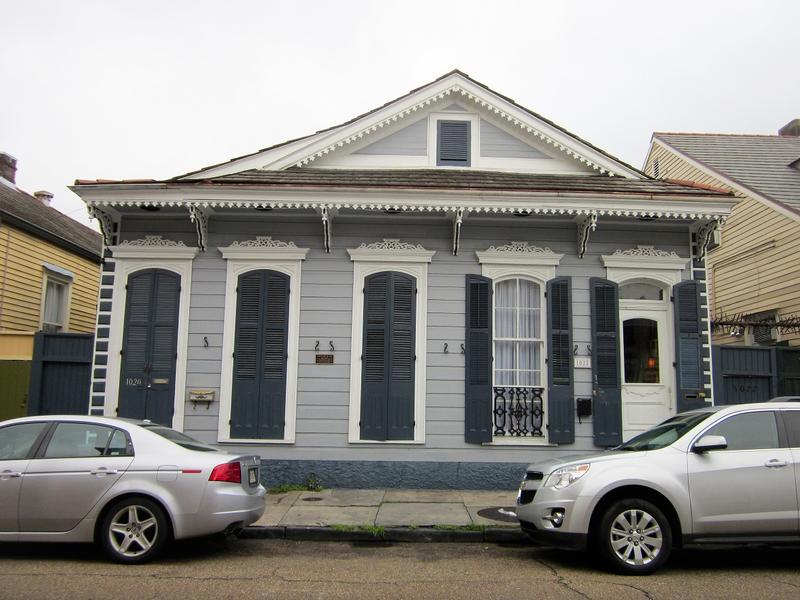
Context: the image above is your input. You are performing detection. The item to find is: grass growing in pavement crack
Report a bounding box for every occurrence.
[432,524,487,532]
[331,525,387,538]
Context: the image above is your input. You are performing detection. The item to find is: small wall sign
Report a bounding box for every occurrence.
[574,357,591,369]
[315,354,334,364]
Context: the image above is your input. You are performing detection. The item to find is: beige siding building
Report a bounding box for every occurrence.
[644,123,800,347]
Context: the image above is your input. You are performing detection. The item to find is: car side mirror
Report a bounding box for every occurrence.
[692,434,728,453]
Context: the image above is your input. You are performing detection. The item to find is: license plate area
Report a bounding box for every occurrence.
[248,467,259,487]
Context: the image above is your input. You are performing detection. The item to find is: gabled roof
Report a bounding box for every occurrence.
[652,132,800,217]
[0,183,102,262]
[172,70,646,180]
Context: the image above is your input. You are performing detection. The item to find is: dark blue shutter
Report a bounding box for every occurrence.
[590,278,622,447]
[547,277,574,444]
[361,272,416,441]
[437,120,471,166]
[465,274,492,443]
[231,270,289,439]
[118,269,179,427]
[388,274,415,440]
[673,280,706,412]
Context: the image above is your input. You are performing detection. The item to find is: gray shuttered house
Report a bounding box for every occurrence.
[72,71,736,488]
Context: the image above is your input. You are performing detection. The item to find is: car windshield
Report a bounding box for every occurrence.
[141,425,219,452]
[617,411,714,451]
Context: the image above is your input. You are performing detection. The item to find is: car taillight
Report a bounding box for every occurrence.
[209,462,241,483]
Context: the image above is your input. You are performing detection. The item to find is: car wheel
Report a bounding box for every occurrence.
[596,498,672,575]
[100,497,169,564]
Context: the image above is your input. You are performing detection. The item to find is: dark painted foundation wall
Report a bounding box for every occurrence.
[259,460,529,490]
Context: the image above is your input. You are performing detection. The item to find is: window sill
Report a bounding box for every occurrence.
[347,439,426,445]
[485,438,556,447]
[217,438,295,445]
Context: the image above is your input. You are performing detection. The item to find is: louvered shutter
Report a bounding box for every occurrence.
[437,120,471,166]
[673,280,706,412]
[361,273,390,440]
[119,269,180,426]
[260,272,289,438]
[465,274,492,443]
[231,270,289,439]
[547,277,574,444]
[387,274,415,440]
[590,278,622,447]
[118,271,154,421]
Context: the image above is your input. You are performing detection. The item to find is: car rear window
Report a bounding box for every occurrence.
[141,425,218,452]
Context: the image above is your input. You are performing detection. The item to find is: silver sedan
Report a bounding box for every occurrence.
[0,415,266,563]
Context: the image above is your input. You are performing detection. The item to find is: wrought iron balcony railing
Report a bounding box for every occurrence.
[493,386,544,437]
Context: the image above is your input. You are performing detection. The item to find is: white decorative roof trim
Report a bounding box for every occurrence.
[120,235,186,247]
[347,239,435,263]
[220,236,309,260]
[476,241,564,266]
[85,199,729,222]
[110,236,198,260]
[602,245,688,271]
[291,85,614,175]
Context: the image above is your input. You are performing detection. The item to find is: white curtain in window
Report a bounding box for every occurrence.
[43,279,64,327]
[494,278,542,387]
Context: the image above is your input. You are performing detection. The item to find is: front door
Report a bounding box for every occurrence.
[620,307,673,440]
[118,269,180,427]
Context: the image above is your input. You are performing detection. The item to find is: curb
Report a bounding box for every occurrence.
[240,525,528,544]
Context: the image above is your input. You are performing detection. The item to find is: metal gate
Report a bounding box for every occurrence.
[712,345,800,405]
[27,332,93,415]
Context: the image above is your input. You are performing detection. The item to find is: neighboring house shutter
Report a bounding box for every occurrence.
[361,272,416,441]
[465,274,492,443]
[590,278,622,446]
[547,277,574,444]
[437,120,471,166]
[231,270,289,439]
[118,269,180,427]
[673,280,706,412]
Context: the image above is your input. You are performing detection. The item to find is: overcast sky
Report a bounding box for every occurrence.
[2,1,798,229]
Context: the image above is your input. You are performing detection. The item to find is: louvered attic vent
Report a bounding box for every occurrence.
[437,120,470,166]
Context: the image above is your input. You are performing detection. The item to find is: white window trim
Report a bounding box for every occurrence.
[427,112,480,168]
[602,246,688,288]
[105,244,198,432]
[477,243,563,446]
[216,241,309,444]
[40,265,73,332]
[347,241,435,444]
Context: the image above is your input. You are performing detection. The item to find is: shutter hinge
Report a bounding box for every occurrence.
[358,420,362,427]
[414,355,417,361]
[413,421,416,426]
[119,350,123,356]
[125,284,128,291]
[229,419,232,426]
[175,353,178,359]
[544,291,547,298]
[670,295,674,302]
[236,286,238,293]
[362,288,365,294]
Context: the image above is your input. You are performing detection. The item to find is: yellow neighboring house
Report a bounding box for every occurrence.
[643,120,800,347]
[0,152,102,419]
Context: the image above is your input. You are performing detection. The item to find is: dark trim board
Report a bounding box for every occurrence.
[257,459,529,490]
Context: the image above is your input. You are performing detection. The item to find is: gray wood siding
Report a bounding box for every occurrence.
[480,120,551,159]
[121,215,690,463]
[353,118,427,156]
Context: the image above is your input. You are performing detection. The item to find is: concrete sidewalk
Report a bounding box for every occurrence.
[243,489,527,543]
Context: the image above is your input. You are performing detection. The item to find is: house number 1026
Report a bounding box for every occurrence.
[125,377,143,386]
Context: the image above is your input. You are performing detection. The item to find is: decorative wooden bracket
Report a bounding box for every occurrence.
[319,207,334,253]
[188,205,211,251]
[694,218,720,260]
[87,205,119,247]
[452,208,466,256]
[576,212,598,259]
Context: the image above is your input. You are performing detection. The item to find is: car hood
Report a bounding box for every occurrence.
[525,449,647,476]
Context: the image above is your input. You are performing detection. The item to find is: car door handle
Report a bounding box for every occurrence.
[91,468,119,476]
[764,459,789,468]
[1,470,22,478]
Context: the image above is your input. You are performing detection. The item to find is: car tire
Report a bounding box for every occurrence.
[595,498,672,575]
[100,496,170,564]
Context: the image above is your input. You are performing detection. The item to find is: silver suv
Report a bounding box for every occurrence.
[515,401,800,574]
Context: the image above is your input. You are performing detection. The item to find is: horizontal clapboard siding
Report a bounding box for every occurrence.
[121,215,690,463]
[0,223,99,335]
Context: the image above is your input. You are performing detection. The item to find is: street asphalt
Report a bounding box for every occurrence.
[2,537,800,599]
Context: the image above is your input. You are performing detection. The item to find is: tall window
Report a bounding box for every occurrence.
[41,274,70,332]
[494,278,543,387]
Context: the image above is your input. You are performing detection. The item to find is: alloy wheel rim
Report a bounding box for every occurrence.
[609,508,662,566]
[108,505,159,557]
